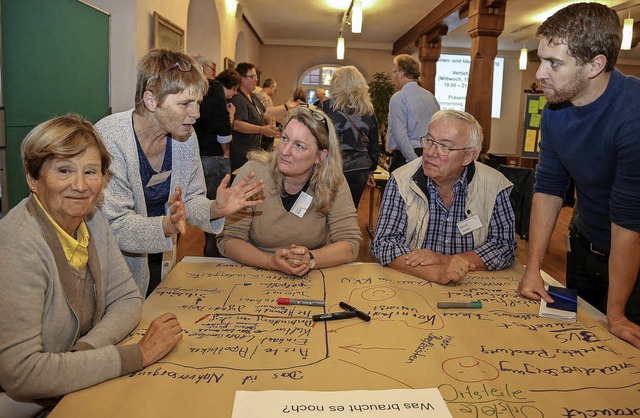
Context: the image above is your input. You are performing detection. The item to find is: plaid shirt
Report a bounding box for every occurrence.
[372,166,516,270]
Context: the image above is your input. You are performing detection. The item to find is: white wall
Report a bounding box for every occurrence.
[186,0,222,67]
[489,56,522,155]
[85,0,262,111]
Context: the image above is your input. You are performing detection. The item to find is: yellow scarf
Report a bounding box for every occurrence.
[34,195,89,270]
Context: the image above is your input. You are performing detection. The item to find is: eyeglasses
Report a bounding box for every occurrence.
[307,106,330,134]
[165,61,192,72]
[421,135,471,157]
[244,74,258,80]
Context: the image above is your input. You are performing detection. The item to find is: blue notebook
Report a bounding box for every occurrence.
[539,285,578,321]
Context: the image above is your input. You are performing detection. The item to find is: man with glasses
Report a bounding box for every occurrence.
[231,63,297,171]
[372,110,516,284]
[387,54,440,172]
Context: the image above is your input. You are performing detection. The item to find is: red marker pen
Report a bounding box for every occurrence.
[277,298,325,307]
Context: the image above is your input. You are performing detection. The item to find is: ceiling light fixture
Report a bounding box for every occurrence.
[622,11,634,50]
[351,0,363,33]
[336,0,363,60]
[519,46,528,70]
[337,34,345,60]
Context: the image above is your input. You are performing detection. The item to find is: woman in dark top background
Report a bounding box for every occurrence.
[320,65,380,207]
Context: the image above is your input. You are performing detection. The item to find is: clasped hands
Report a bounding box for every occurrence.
[403,248,474,284]
[272,244,314,276]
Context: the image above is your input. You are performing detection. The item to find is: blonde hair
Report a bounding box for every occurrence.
[248,106,343,215]
[22,114,112,182]
[135,49,208,114]
[329,66,374,116]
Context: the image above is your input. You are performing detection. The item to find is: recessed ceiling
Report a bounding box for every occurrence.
[240,0,640,58]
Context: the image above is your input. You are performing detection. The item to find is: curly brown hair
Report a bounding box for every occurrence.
[536,2,621,72]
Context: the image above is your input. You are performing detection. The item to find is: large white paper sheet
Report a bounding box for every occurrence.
[232,389,452,418]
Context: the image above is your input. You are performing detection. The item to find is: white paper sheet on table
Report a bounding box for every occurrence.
[232,388,452,418]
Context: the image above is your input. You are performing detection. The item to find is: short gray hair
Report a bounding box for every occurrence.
[428,110,483,157]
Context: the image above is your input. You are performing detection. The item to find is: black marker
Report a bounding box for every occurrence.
[312,311,357,322]
[339,301,371,322]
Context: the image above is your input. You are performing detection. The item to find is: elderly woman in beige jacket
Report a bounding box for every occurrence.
[0,115,182,416]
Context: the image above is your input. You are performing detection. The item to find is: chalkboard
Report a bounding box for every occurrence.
[521,94,545,158]
[1,0,110,209]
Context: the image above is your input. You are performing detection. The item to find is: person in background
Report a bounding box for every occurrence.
[313,88,327,107]
[95,49,264,297]
[254,78,278,151]
[292,87,308,104]
[192,57,242,257]
[216,69,243,106]
[516,2,640,348]
[0,115,182,415]
[387,54,440,172]
[320,65,380,207]
[372,110,516,284]
[254,78,276,110]
[217,106,362,276]
[231,63,298,171]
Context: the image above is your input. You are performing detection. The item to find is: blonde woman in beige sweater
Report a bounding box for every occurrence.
[217,106,362,276]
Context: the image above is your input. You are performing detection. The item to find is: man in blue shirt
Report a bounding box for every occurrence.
[517,3,640,349]
[373,110,516,284]
[387,54,440,172]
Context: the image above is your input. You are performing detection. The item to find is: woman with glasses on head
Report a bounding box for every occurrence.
[231,62,299,171]
[217,107,362,276]
[95,49,264,297]
[0,115,182,416]
[319,65,381,208]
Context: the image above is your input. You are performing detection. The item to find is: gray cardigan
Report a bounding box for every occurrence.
[95,110,223,295]
[0,197,143,401]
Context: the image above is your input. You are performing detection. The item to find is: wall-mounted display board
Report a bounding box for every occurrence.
[521,94,546,158]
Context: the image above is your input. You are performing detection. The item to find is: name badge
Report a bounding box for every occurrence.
[457,214,482,235]
[146,170,172,188]
[290,191,313,218]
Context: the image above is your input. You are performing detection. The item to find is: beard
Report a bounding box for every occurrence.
[542,70,589,104]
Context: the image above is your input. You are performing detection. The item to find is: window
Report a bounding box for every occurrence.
[298,64,340,104]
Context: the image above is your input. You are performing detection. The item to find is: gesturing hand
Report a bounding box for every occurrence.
[163,186,186,236]
[211,172,265,218]
[138,312,183,367]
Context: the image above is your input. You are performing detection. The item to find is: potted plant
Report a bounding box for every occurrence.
[368,71,395,165]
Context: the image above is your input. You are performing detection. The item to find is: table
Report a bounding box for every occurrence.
[51,259,640,417]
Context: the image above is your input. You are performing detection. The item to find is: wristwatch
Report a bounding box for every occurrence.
[308,252,316,269]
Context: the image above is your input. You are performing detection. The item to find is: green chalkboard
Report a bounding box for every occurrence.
[2,0,110,209]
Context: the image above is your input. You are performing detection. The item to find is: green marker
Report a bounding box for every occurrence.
[437,301,483,309]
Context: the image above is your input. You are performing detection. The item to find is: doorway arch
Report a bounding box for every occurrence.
[187,0,222,71]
